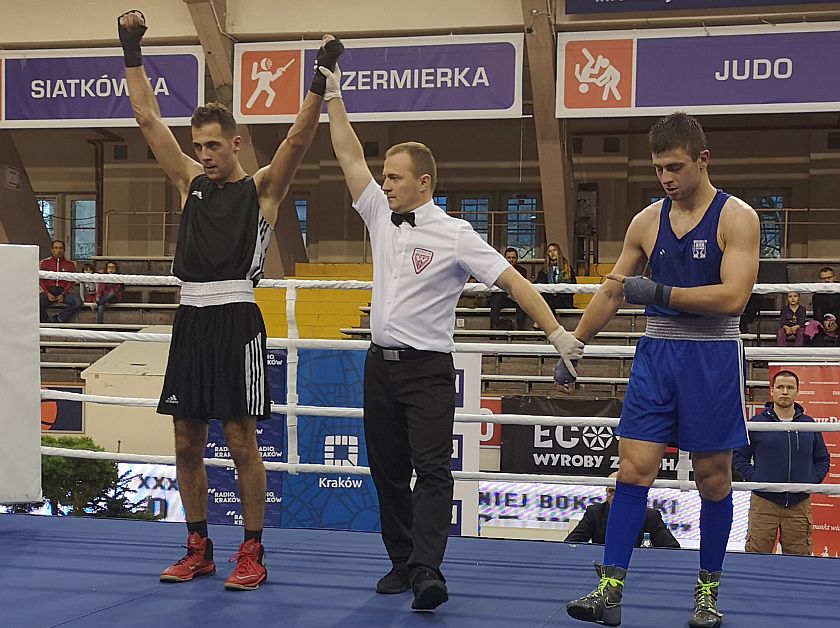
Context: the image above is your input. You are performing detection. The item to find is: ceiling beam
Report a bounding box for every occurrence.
[521,0,572,259]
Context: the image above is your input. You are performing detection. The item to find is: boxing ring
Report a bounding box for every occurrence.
[2,244,840,627]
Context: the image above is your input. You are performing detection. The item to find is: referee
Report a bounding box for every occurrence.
[319,63,583,611]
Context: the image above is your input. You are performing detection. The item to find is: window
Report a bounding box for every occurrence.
[752,194,784,259]
[37,197,57,239]
[294,198,308,245]
[507,196,538,258]
[433,194,447,212]
[458,198,489,241]
[71,199,96,261]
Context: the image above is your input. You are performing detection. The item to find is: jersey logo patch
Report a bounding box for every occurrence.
[692,239,707,259]
[191,190,203,200]
[412,248,434,274]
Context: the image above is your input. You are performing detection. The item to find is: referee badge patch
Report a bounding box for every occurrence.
[412,248,434,274]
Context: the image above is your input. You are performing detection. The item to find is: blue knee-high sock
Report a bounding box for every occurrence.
[603,482,650,570]
[700,491,733,573]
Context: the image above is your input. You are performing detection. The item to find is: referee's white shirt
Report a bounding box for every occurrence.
[354,178,510,353]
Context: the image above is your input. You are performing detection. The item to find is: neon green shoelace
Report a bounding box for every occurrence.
[592,576,624,596]
[696,580,721,615]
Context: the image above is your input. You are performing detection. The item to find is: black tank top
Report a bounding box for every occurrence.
[172,175,272,284]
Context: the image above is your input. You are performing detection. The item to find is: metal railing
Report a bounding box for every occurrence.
[103,209,181,257]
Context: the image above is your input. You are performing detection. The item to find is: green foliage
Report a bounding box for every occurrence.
[41,435,117,516]
[38,436,164,519]
[88,469,161,520]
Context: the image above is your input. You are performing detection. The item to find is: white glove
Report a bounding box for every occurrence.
[547,326,584,360]
[318,65,342,101]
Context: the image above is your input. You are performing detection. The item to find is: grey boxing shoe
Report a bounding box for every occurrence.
[689,570,724,628]
[566,563,627,626]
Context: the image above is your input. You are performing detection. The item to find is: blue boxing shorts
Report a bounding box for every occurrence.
[618,317,748,452]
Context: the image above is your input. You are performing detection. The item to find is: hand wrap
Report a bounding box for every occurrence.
[117,11,147,68]
[310,38,345,96]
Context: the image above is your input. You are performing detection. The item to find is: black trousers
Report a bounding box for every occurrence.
[364,346,455,578]
[489,292,527,330]
[542,292,574,312]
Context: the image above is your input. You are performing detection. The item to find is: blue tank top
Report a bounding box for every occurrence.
[646,190,729,318]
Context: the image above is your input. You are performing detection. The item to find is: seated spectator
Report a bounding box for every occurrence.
[39,239,82,323]
[812,266,840,323]
[534,242,577,312]
[806,313,839,347]
[565,473,680,548]
[80,263,97,305]
[776,291,805,347]
[489,247,528,330]
[95,261,124,324]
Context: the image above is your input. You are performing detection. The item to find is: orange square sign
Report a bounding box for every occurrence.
[563,39,633,110]
[239,50,302,116]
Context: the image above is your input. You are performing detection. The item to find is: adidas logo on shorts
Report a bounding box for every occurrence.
[165,394,178,405]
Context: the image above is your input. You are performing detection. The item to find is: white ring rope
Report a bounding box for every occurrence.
[39,446,840,496]
[37,269,840,506]
[40,390,840,433]
[38,270,840,295]
[38,327,840,360]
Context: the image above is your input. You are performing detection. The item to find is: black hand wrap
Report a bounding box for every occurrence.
[117,10,147,68]
[309,38,345,96]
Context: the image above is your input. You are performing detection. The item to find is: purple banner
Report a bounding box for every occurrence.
[2,50,201,127]
[636,31,840,107]
[302,42,517,116]
[566,0,839,14]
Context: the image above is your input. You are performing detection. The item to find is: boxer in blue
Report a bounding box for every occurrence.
[561,112,759,628]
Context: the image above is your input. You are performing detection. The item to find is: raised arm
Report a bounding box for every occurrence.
[253,91,322,223]
[321,66,375,202]
[118,11,200,198]
[254,36,345,223]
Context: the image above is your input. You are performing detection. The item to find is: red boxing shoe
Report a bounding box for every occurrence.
[224,539,267,591]
[160,532,216,582]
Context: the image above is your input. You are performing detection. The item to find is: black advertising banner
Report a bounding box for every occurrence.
[500,396,678,479]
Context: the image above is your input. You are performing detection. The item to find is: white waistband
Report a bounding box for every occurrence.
[179,280,255,307]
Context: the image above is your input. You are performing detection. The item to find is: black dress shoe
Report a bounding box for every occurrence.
[376,563,409,594]
[410,567,448,612]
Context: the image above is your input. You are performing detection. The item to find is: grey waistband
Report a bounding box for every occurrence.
[179,280,255,307]
[645,316,741,340]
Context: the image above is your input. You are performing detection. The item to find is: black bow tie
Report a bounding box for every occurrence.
[390,212,416,228]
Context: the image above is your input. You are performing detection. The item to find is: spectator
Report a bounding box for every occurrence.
[806,313,839,347]
[566,473,680,548]
[489,247,528,330]
[38,239,82,324]
[812,266,840,323]
[95,261,124,324]
[80,263,97,305]
[535,242,577,313]
[776,291,805,347]
[738,293,764,334]
[733,370,830,555]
